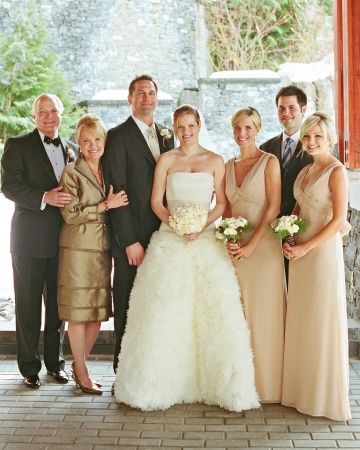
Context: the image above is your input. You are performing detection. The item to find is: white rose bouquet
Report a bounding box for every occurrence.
[215,216,251,243]
[168,202,208,236]
[271,214,307,246]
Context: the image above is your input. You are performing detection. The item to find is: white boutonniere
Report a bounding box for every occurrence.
[160,127,172,140]
[65,146,76,163]
[159,127,172,145]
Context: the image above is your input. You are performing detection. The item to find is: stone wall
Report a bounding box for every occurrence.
[0,0,200,102]
[346,207,360,319]
[198,75,281,159]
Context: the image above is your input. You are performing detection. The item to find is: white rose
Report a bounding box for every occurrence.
[224,227,237,236]
[289,224,299,235]
[215,231,224,240]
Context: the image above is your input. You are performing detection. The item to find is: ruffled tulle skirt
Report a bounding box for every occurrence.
[114,226,259,412]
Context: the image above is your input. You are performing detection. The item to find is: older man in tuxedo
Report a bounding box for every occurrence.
[1,93,77,388]
[102,74,173,374]
[260,85,313,216]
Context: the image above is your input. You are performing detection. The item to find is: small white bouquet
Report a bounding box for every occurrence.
[215,216,251,243]
[271,214,307,246]
[168,202,207,236]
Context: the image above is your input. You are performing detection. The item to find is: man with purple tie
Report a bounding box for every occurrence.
[260,85,313,216]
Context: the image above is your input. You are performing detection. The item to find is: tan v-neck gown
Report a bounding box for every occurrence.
[282,161,351,421]
[225,153,286,402]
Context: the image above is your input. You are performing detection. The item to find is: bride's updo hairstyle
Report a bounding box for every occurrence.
[173,104,201,128]
[300,112,337,153]
[76,113,107,147]
[231,107,262,132]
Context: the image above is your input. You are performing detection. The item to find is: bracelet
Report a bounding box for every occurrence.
[105,200,109,212]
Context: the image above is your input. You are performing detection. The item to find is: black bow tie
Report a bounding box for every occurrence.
[44,136,60,146]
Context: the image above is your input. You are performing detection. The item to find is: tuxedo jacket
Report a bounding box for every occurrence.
[102,116,173,257]
[260,133,313,216]
[1,128,77,258]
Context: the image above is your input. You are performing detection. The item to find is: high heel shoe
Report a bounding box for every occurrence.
[71,365,103,395]
[71,362,102,388]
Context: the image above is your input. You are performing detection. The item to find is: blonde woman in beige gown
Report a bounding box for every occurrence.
[225,107,287,403]
[58,114,128,394]
[282,112,351,421]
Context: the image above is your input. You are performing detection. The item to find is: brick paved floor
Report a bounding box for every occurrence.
[1,356,360,449]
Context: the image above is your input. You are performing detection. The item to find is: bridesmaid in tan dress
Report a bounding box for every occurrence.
[282,112,351,421]
[225,107,287,402]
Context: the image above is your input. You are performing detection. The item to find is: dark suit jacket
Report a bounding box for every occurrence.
[102,116,173,256]
[260,134,313,216]
[1,128,77,258]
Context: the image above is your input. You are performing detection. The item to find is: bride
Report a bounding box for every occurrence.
[114,104,259,412]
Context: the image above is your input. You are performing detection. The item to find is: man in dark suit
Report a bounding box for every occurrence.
[1,93,77,388]
[102,74,173,373]
[260,85,313,216]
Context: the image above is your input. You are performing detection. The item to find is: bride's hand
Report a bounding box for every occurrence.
[184,231,201,241]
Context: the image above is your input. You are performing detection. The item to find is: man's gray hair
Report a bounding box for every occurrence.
[32,93,64,116]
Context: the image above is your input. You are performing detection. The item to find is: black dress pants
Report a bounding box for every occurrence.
[112,252,137,372]
[11,254,65,377]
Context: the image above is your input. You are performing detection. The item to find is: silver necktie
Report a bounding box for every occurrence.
[147,128,160,161]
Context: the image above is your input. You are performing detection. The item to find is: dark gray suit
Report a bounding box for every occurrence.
[102,116,173,370]
[1,129,77,377]
[260,134,313,216]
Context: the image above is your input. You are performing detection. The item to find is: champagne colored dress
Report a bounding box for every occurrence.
[282,161,351,421]
[114,172,259,412]
[225,153,286,403]
[58,157,112,323]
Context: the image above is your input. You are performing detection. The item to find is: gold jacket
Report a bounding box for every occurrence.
[57,156,111,323]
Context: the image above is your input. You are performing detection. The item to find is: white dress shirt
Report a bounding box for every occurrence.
[39,130,64,210]
[132,116,159,148]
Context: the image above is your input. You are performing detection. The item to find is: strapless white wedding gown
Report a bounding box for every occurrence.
[114,172,259,411]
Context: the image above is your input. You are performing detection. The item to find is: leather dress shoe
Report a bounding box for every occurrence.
[47,369,69,384]
[24,375,41,389]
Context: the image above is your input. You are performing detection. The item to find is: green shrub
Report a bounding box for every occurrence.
[0,9,84,147]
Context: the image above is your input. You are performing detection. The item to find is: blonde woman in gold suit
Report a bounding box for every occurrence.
[58,114,128,394]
